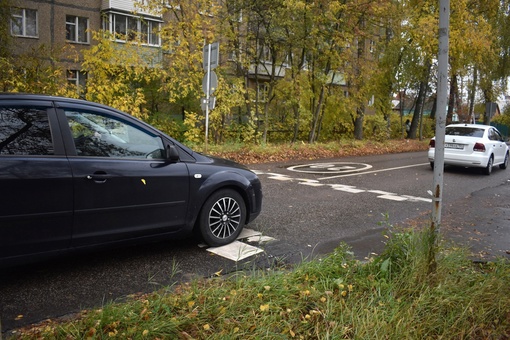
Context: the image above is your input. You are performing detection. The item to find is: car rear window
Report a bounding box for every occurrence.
[445,127,484,138]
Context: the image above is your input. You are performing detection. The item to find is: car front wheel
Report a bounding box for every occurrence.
[483,155,493,175]
[197,189,246,247]
[499,152,509,169]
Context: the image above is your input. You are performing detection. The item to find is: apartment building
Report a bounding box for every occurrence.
[9,0,163,88]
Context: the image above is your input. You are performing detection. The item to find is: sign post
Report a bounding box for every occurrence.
[203,42,219,153]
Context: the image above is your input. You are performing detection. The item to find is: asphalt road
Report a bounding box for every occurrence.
[2,151,509,335]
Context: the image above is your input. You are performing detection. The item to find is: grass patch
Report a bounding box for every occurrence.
[12,228,510,339]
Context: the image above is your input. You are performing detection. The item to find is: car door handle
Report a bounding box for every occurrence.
[86,171,110,183]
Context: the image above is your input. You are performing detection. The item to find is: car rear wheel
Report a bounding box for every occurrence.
[483,155,493,175]
[499,152,509,169]
[430,161,434,169]
[197,189,246,247]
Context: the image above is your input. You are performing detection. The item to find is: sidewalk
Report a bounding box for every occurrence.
[344,179,510,263]
[441,179,510,262]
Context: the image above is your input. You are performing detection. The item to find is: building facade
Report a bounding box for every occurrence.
[9,0,164,89]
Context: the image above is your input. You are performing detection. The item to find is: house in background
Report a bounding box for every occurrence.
[9,0,164,91]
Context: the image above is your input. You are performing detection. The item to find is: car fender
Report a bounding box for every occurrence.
[186,170,254,228]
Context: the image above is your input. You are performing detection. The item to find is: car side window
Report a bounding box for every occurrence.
[491,129,502,141]
[0,106,54,155]
[64,110,165,159]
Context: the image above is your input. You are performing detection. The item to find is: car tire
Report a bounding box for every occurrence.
[430,161,434,169]
[197,189,246,247]
[483,155,493,175]
[499,152,509,169]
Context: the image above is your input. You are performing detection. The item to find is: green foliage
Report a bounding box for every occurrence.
[492,107,510,127]
[81,31,165,120]
[147,113,187,141]
[0,45,73,94]
[183,111,204,145]
[364,114,390,142]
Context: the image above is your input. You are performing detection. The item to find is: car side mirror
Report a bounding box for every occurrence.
[166,144,180,162]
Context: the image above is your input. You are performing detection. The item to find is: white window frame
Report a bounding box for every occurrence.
[66,15,89,44]
[67,70,87,95]
[104,13,161,47]
[11,8,38,38]
[257,83,269,103]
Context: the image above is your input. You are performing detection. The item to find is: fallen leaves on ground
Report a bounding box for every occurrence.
[209,139,429,165]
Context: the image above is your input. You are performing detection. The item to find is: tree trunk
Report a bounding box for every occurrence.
[308,85,326,143]
[410,81,426,139]
[468,68,477,123]
[447,74,457,123]
[292,104,300,143]
[430,94,437,120]
[353,106,364,140]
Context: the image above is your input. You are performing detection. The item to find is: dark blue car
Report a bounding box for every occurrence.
[0,94,262,266]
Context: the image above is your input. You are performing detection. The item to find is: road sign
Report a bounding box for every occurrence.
[202,42,219,154]
[202,71,218,95]
[201,97,216,111]
[203,42,219,70]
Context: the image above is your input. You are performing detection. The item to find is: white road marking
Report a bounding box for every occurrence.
[300,182,325,187]
[368,190,396,195]
[269,175,293,181]
[253,166,432,203]
[318,163,429,180]
[402,195,433,203]
[330,184,366,193]
[377,195,408,201]
[288,162,372,174]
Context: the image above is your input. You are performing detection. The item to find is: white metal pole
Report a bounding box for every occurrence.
[205,43,211,153]
[432,0,450,231]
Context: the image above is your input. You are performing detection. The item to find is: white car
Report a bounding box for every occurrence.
[428,124,509,175]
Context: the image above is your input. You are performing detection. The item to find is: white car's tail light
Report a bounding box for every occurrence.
[473,142,486,152]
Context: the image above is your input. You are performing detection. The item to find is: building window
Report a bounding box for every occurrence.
[141,20,159,45]
[369,40,376,54]
[105,13,161,46]
[258,43,271,63]
[11,8,38,38]
[66,16,89,43]
[257,83,269,102]
[67,70,87,95]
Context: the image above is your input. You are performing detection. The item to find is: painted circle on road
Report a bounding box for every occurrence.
[287,162,372,174]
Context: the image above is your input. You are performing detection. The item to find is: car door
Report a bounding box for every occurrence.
[55,103,191,248]
[489,128,506,164]
[0,101,73,262]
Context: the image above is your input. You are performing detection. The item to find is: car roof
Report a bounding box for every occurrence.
[0,92,81,101]
[446,123,491,130]
[0,93,122,111]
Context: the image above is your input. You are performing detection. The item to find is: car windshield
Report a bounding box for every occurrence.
[445,127,484,138]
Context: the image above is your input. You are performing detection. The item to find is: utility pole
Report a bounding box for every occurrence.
[431,0,449,233]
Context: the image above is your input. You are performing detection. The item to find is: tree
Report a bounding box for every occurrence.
[81,31,164,119]
[343,0,393,140]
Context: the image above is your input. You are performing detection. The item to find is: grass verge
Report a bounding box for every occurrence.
[11,227,510,339]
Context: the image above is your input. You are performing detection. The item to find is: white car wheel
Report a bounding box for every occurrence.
[499,152,509,170]
[483,155,493,175]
